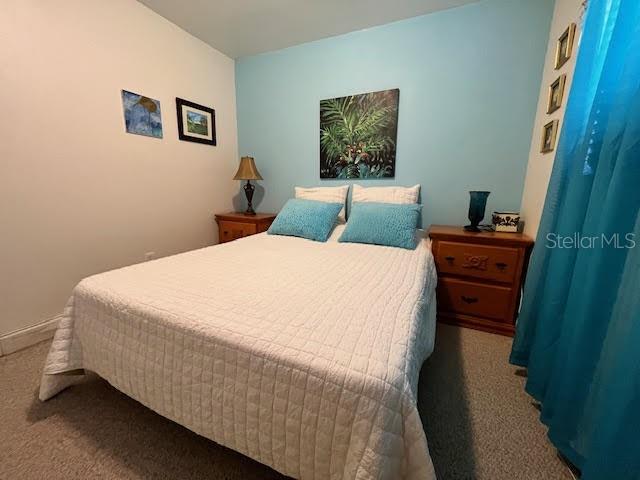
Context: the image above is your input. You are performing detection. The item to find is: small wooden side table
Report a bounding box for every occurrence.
[214,212,277,244]
[429,225,534,336]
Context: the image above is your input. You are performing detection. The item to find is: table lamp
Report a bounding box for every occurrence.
[233,156,263,215]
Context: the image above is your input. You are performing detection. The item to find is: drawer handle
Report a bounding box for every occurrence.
[445,256,455,263]
[495,262,508,271]
[461,295,479,304]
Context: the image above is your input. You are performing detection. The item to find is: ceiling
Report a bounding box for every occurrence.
[138,0,481,58]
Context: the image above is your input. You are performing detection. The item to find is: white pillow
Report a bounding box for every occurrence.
[295,185,349,222]
[351,184,420,204]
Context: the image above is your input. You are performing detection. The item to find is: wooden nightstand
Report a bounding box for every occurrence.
[214,212,277,244]
[429,225,534,336]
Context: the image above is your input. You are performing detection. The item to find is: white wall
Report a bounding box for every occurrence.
[0,0,238,337]
[519,0,584,238]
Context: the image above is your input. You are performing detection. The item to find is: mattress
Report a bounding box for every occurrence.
[40,225,438,480]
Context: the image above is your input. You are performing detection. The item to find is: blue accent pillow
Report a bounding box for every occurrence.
[338,202,422,249]
[268,198,342,242]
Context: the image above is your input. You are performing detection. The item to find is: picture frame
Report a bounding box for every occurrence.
[547,74,566,114]
[176,98,216,146]
[541,120,559,153]
[555,23,576,69]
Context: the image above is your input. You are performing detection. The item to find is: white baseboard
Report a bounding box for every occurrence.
[0,316,61,357]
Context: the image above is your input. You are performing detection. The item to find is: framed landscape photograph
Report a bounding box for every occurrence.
[176,98,216,146]
[555,23,576,69]
[121,90,163,139]
[541,120,559,153]
[320,88,399,179]
[547,74,566,114]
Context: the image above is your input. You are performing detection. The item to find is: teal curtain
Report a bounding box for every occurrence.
[510,0,640,478]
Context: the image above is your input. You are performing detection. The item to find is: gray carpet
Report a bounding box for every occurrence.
[0,324,572,480]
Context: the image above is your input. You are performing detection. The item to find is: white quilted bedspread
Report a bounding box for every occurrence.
[40,226,438,480]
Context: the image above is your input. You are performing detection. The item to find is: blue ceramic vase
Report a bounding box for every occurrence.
[464,191,490,231]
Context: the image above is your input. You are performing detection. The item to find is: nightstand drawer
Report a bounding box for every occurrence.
[215,213,276,244]
[435,241,520,283]
[218,221,257,243]
[437,278,513,322]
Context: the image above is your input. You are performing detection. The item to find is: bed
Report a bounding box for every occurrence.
[40,224,438,480]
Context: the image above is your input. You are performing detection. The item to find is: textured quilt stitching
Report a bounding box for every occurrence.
[40,232,437,480]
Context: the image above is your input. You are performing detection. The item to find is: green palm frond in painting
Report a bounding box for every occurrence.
[320,89,399,179]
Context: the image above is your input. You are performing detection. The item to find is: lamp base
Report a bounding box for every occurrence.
[243,180,256,215]
[464,224,481,232]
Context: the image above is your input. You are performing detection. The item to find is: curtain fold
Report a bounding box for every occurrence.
[510,1,640,478]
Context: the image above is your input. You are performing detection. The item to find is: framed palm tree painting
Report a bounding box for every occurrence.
[320,89,399,179]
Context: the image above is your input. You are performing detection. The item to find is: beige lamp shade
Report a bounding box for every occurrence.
[233,156,263,181]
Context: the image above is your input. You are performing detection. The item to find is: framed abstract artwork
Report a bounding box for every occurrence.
[176,98,216,146]
[320,88,399,179]
[121,90,163,139]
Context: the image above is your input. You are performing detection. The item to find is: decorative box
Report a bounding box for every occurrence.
[492,211,520,232]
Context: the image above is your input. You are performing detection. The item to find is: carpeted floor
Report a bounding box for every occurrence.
[0,324,572,480]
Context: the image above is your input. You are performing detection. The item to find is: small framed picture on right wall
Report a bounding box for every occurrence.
[547,74,566,113]
[555,23,576,69]
[541,120,559,153]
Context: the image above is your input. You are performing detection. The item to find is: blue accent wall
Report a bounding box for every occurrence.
[236,0,554,226]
